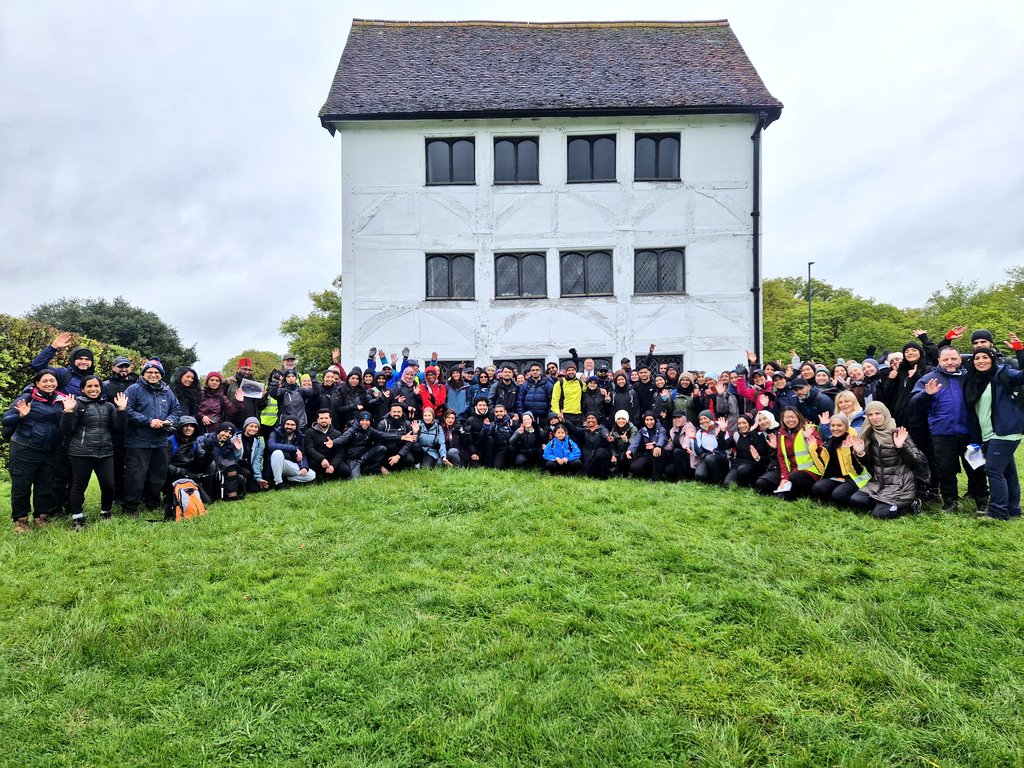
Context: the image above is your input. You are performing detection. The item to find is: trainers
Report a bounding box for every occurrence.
[14,518,31,534]
[100,511,112,521]
[34,514,50,528]
[942,499,959,513]
[910,499,923,515]
[975,497,989,513]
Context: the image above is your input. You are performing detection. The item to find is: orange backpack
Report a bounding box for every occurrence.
[171,478,208,521]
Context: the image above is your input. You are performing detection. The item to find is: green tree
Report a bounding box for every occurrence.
[222,350,281,383]
[278,276,342,372]
[27,296,197,371]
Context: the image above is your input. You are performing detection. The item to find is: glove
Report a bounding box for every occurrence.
[733,364,748,377]
[568,348,578,358]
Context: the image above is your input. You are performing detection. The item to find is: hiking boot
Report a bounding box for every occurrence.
[100,511,112,521]
[73,517,87,532]
[942,499,959,513]
[910,499,923,515]
[34,514,50,528]
[974,497,989,513]
[14,518,31,534]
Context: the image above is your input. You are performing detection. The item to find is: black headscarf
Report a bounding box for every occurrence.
[962,348,997,408]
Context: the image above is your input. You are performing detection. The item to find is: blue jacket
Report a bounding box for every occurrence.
[446,382,471,419]
[966,365,1024,441]
[543,436,581,462]
[30,346,94,396]
[910,368,970,436]
[124,380,181,448]
[2,390,65,450]
[518,378,553,419]
[793,387,834,424]
[268,427,310,469]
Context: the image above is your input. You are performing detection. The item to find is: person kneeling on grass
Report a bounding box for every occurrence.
[199,422,247,501]
[543,423,582,475]
[268,417,316,488]
[849,401,925,519]
[305,408,348,480]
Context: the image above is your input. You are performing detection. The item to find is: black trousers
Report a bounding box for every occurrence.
[124,447,169,513]
[666,448,694,482]
[723,461,761,489]
[49,438,72,516]
[810,477,860,507]
[582,448,611,479]
[111,438,127,503]
[932,434,988,504]
[694,454,729,485]
[630,453,664,481]
[754,470,781,495]
[779,470,818,501]
[545,459,582,475]
[9,442,55,521]
[513,451,540,469]
[68,455,115,514]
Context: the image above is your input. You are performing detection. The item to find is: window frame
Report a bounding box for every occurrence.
[425,137,476,186]
[493,136,540,185]
[566,134,617,183]
[425,253,476,300]
[633,247,686,295]
[559,250,614,298]
[633,133,681,181]
[494,251,547,299]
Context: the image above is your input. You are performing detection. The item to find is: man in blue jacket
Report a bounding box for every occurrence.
[517,363,553,424]
[268,417,316,487]
[123,360,180,517]
[910,346,988,512]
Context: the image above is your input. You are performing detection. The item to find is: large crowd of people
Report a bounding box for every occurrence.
[3,327,1022,532]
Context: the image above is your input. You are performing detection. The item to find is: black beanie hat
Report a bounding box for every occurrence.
[971,329,994,344]
[902,341,924,355]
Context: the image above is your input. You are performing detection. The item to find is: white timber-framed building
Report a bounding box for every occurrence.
[319,19,783,374]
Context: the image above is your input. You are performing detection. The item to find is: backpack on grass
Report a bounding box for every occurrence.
[170,478,207,521]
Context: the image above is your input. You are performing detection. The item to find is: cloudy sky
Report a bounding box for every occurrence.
[2,1,1021,371]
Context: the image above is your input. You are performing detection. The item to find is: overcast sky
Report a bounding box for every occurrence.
[2,1,1021,372]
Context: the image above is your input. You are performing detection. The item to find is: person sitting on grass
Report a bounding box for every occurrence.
[768,407,823,501]
[268,416,316,488]
[415,407,451,469]
[305,408,347,481]
[199,422,246,501]
[509,411,543,469]
[542,423,582,475]
[809,412,871,508]
[375,402,419,475]
[848,401,925,520]
[236,417,268,492]
[626,411,667,481]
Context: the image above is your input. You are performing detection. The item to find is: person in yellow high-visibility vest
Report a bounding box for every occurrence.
[769,407,824,501]
[810,412,870,507]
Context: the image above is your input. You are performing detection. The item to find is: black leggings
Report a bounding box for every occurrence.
[723,461,761,489]
[68,455,115,515]
[810,477,860,507]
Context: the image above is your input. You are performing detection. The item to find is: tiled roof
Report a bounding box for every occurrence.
[319,20,783,130]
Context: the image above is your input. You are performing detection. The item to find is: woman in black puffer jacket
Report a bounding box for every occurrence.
[60,375,127,529]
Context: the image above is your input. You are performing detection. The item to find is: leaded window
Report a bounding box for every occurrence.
[426,254,475,299]
[560,250,613,296]
[634,248,685,294]
[495,252,546,298]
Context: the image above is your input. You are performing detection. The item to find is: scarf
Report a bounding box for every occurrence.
[860,401,896,448]
[961,353,997,409]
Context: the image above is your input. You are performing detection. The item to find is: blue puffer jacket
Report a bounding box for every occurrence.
[966,365,1024,441]
[543,436,581,462]
[125,380,181,448]
[2,390,65,450]
[910,368,970,436]
[446,382,471,419]
[518,378,553,419]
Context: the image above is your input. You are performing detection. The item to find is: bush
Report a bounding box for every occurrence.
[0,313,143,473]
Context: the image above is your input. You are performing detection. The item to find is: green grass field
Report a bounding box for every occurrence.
[1,464,1023,767]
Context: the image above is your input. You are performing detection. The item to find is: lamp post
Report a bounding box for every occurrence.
[807,261,815,360]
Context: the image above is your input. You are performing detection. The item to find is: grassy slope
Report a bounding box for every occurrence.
[0,467,1023,768]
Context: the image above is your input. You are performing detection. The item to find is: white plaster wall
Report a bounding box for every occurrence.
[333,115,758,373]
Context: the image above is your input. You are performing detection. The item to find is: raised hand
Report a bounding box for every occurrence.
[907,365,917,379]
[747,350,757,363]
[946,325,967,340]
[51,331,74,349]
[888,366,899,379]
[749,446,760,461]
[715,382,726,395]
[113,392,128,410]
[15,399,31,417]
[842,434,856,449]
[924,378,942,395]
[60,394,76,413]
[893,426,908,449]
[912,329,928,338]
[766,433,777,450]
[852,437,865,455]
[819,411,830,425]
[757,393,770,409]
[332,348,340,364]
[235,388,245,402]
[803,423,817,441]
[716,417,728,433]
[1006,332,1023,351]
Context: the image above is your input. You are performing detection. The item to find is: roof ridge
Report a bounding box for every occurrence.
[351,19,730,29]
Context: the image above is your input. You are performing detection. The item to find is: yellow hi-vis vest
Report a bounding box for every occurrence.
[260,396,279,427]
[780,430,826,476]
[825,445,871,488]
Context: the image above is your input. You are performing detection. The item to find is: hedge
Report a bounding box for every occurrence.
[0,313,144,473]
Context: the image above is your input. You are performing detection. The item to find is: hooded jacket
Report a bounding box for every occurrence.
[30,345,94,396]
[2,387,65,449]
[124,379,180,449]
